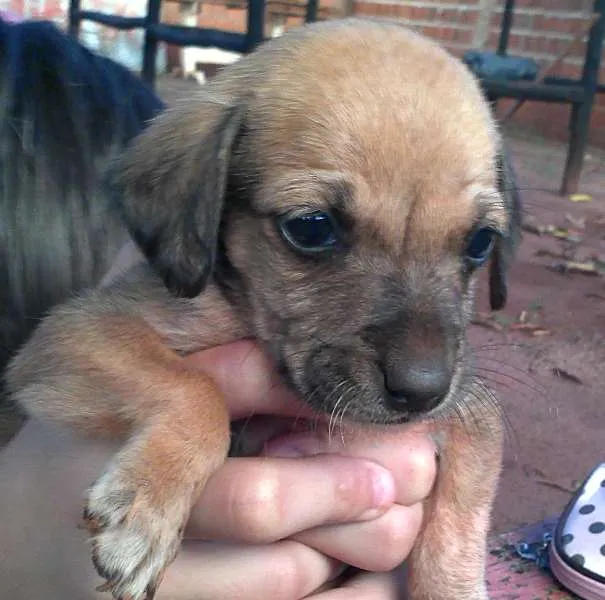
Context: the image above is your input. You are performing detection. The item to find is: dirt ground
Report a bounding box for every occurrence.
[471,125,605,533]
[1,74,603,538]
[160,74,605,534]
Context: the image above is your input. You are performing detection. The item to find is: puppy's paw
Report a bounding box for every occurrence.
[84,464,190,600]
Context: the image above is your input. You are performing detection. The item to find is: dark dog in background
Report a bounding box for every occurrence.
[0,17,164,412]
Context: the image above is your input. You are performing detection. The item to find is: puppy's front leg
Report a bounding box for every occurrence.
[407,399,503,600]
[7,270,244,600]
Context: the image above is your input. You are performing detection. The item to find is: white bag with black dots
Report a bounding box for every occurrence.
[549,463,605,600]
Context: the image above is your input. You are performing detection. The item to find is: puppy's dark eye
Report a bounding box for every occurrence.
[465,227,496,266]
[278,212,341,253]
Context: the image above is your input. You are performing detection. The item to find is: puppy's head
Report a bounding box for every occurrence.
[111,18,521,424]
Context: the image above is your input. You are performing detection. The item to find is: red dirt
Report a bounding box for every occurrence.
[472,127,605,533]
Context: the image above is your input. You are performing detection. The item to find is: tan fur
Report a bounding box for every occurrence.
[6,18,521,600]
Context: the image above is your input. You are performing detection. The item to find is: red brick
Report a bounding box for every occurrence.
[533,15,584,34]
[434,7,460,24]
[452,28,472,45]
[491,10,533,30]
[506,33,526,52]
[512,0,575,10]
[391,4,414,19]
[487,31,500,49]
[408,6,436,21]
[458,9,479,26]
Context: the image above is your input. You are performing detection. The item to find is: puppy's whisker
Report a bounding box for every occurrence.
[327,381,349,442]
[472,342,531,352]
[337,396,355,447]
[473,366,546,398]
[472,378,519,453]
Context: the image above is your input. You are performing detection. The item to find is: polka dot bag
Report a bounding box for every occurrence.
[549,463,605,600]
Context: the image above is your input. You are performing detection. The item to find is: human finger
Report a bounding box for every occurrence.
[186,455,395,543]
[265,426,437,507]
[157,540,345,600]
[293,502,423,571]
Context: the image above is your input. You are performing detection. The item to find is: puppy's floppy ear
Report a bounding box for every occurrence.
[489,148,522,311]
[108,96,246,298]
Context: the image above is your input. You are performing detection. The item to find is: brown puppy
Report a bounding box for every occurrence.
[6,18,521,600]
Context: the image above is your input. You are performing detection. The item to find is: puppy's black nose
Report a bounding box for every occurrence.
[383,362,450,414]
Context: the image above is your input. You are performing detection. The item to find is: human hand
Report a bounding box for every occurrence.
[0,340,437,600]
[158,340,437,599]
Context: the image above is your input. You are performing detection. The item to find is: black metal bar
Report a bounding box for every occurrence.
[305,0,319,22]
[77,11,146,30]
[149,24,248,50]
[141,0,162,88]
[482,80,586,104]
[545,76,605,95]
[560,0,605,194]
[68,0,81,37]
[497,0,516,56]
[246,0,266,51]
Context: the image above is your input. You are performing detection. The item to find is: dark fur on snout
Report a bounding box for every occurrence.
[8,18,522,600]
[0,18,163,404]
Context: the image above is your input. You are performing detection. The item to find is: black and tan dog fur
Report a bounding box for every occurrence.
[7,18,521,600]
[0,17,163,406]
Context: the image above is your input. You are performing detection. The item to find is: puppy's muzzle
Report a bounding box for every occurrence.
[381,355,452,414]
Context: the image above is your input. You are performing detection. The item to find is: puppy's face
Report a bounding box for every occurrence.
[113,19,521,425]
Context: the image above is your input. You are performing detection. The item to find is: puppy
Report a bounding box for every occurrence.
[0,18,163,404]
[6,18,522,600]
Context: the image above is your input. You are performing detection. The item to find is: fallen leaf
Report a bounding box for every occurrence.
[535,477,577,494]
[531,329,551,337]
[569,193,592,203]
[509,322,552,336]
[551,368,583,385]
[586,292,605,301]
[510,322,545,331]
[472,313,505,332]
[535,249,565,259]
[522,216,551,236]
[565,213,586,229]
[548,260,601,276]
[551,227,570,239]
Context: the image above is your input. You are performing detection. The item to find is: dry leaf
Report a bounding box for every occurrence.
[548,260,601,276]
[472,313,505,332]
[522,216,550,236]
[569,193,592,203]
[510,322,546,332]
[535,249,565,259]
[552,368,583,385]
[535,477,577,494]
[530,329,551,337]
[565,214,586,229]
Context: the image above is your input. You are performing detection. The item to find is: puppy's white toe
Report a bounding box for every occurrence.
[84,465,187,600]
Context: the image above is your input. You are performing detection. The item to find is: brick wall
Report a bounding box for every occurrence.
[186,0,605,147]
[484,0,605,146]
[6,0,605,147]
